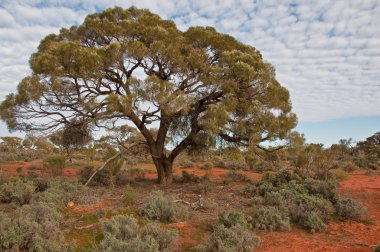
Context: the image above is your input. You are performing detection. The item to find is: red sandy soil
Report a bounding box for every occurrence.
[142,163,263,181]
[256,171,380,252]
[0,159,80,177]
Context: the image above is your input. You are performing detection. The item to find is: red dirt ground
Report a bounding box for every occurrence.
[1,160,379,251]
[0,159,80,177]
[142,163,263,181]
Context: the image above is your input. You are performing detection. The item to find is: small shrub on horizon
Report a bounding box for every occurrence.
[182,170,201,183]
[201,162,213,170]
[43,155,66,176]
[180,160,194,168]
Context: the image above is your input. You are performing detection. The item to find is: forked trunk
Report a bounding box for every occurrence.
[153,157,173,184]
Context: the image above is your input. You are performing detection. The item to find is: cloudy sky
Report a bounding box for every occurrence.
[0,0,379,146]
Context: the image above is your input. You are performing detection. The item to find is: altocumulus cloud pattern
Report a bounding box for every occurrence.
[0,0,379,123]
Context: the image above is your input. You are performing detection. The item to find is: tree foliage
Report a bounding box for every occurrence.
[0,7,296,183]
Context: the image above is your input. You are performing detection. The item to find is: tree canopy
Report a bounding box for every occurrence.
[0,6,297,184]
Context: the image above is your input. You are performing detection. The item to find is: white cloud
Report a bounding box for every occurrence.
[0,0,379,126]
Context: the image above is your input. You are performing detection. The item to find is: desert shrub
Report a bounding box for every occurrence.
[124,167,145,179]
[98,215,178,252]
[123,185,137,205]
[34,179,90,207]
[287,193,334,225]
[43,155,66,176]
[140,222,179,251]
[214,160,226,168]
[254,161,273,172]
[335,197,368,222]
[16,166,23,174]
[299,211,326,233]
[252,206,291,231]
[180,160,194,168]
[182,170,201,183]
[34,177,49,192]
[263,191,286,207]
[139,191,188,222]
[335,169,349,181]
[198,198,217,210]
[226,170,250,182]
[199,225,260,252]
[341,161,358,172]
[0,203,75,251]
[225,161,247,170]
[245,170,365,233]
[197,180,212,194]
[115,170,131,186]
[79,166,111,186]
[0,179,35,206]
[303,178,338,201]
[219,210,248,229]
[201,162,213,170]
[244,181,274,197]
[102,150,123,175]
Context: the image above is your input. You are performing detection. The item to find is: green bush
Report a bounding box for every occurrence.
[98,215,178,252]
[43,155,66,176]
[180,160,194,168]
[182,170,201,183]
[0,179,35,206]
[299,211,326,233]
[139,191,188,222]
[214,160,226,168]
[115,170,131,186]
[341,161,358,173]
[252,206,291,231]
[226,170,250,182]
[199,225,260,252]
[79,166,111,186]
[335,197,368,222]
[219,210,248,229]
[0,203,75,251]
[123,185,137,205]
[244,171,365,233]
[34,179,90,207]
[335,169,349,181]
[201,162,213,170]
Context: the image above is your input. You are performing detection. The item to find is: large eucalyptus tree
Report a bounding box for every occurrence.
[0,7,297,184]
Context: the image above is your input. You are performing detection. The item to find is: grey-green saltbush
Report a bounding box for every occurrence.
[199,225,260,252]
[139,191,188,222]
[0,179,35,206]
[98,215,178,252]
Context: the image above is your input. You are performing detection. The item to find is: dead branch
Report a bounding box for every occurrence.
[84,142,142,186]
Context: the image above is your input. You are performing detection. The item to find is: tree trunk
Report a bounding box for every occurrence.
[153,156,173,185]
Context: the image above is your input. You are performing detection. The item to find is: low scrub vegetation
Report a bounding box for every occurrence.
[139,191,189,222]
[43,155,66,176]
[0,179,35,206]
[199,210,261,252]
[246,170,368,233]
[97,215,178,252]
